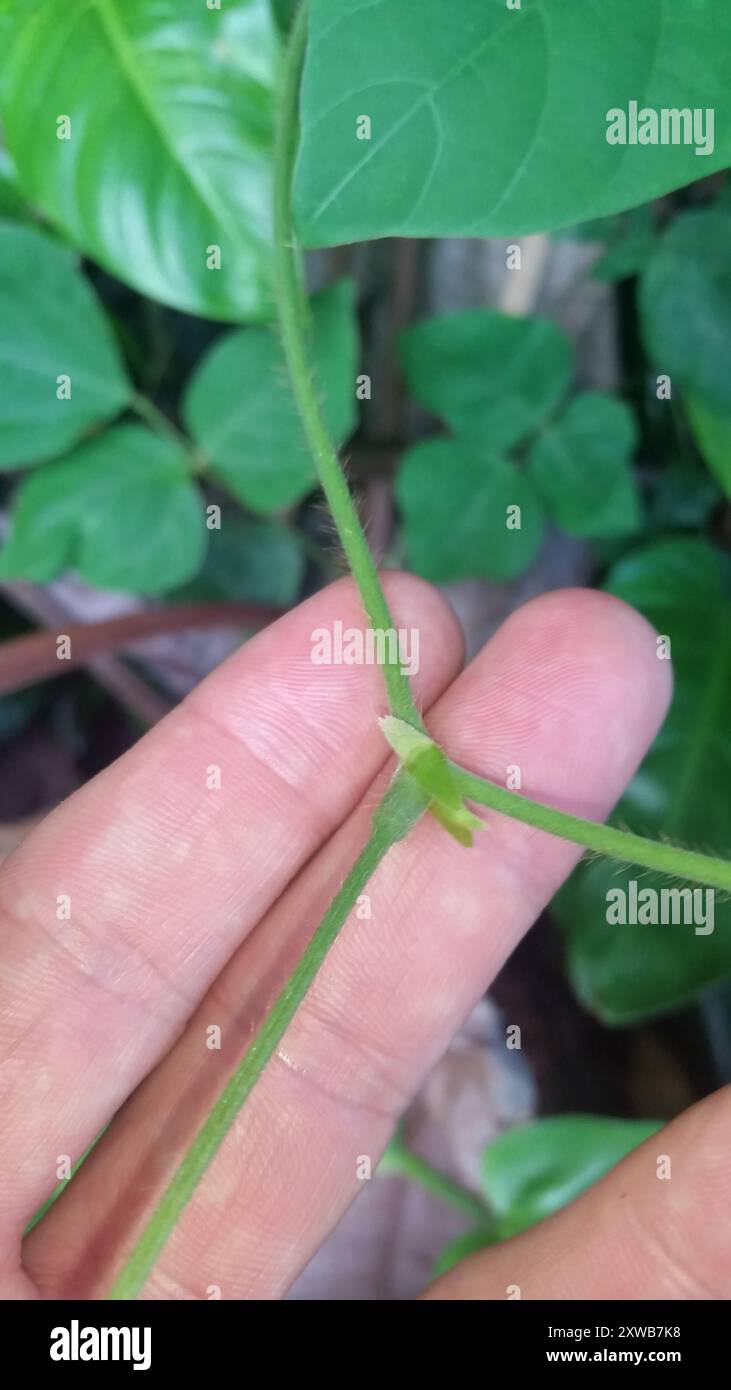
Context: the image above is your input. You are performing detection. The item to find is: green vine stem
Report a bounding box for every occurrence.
[272,2,423,731]
[451,764,731,894]
[105,1,730,1299]
[108,771,429,1299]
[380,1137,491,1224]
[382,716,731,889]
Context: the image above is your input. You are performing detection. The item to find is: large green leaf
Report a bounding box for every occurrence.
[294,0,731,246]
[481,1116,661,1238]
[554,538,731,1023]
[184,280,358,513]
[400,310,571,450]
[0,425,206,593]
[1,0,278,321]
[640,208,731,416]
[528,393,641,538]
[0,221,130,468]
[426,1112,661,1276]
[396,438,544,583]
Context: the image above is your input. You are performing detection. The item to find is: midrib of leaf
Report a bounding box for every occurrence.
[311,0,384,52]
[453,327,553,427]
[541,431,572,472]
[442,455,521,559]
[468,3,549,227]
[91,0,260,267]
[306,0,676,238]
[664,602,731,839]
[474,0,666,231]
[306,7,518,227]
[485,326,559,426]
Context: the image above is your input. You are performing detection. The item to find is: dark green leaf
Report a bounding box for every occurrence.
[528,393,641,538]
[0,425,206,593]
[648,454,721,529]
[2,0,278,321]
[481,1116,661,1238]
[396,438,544,583]
[400,310,571,450]
[591,205,657,282]
[175,516,304,607]
[185,281,358,512]
[0,221,130,468]
[640,208,731,415]
[294,0,731,246]
[555,538,731,1023]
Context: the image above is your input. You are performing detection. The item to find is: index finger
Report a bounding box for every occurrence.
[0,573,462,1239]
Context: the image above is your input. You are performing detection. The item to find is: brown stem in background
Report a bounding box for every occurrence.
[379,238,421,440]
[0,592,280,713]
[359,238,421,556]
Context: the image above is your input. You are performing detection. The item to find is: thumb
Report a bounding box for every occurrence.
[423,1085,731,1300]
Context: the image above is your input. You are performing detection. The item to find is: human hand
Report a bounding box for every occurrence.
[2,574,722,1301]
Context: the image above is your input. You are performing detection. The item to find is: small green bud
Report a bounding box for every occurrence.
[380,716,484,847]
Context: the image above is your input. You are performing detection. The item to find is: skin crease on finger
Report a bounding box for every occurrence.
[17,586,673,1301]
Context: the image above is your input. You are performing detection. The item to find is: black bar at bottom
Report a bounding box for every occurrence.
[0,1297,723,1376]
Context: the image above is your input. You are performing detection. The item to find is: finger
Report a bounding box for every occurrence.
[423,1085,731,1300]
[26,588,671,1298]
[0,574,462,1237]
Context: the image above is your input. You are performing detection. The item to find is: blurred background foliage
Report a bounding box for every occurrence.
[0,0,729,1284]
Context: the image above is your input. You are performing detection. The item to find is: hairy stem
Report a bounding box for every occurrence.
[451,764,731,893]
[272,2,423,730]
[108,772,428,1299]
